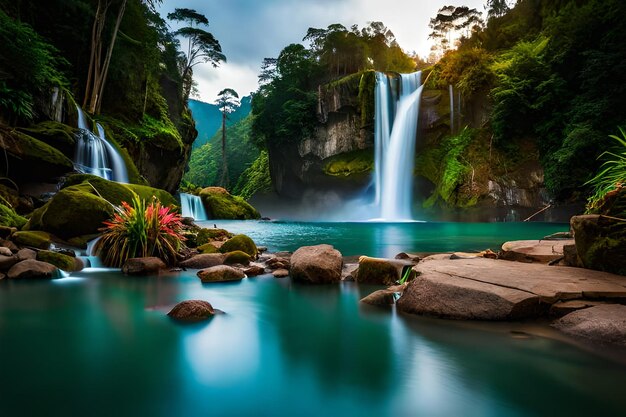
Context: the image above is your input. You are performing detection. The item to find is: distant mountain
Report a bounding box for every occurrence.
[189,96,252,149]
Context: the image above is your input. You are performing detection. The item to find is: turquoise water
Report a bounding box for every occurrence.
[202,220,569,257]
[1,221,625,417]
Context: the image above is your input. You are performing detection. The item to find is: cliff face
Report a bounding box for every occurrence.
[268,71,548,211]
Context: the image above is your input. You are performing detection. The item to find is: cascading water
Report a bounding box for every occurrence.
[373,71,424,221]
[74,105,129,183]
[180,193,208,221]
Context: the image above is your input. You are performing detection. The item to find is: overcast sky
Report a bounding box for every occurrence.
[158,0,486,102]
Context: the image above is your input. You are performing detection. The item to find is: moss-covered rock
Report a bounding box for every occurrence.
[219,234,257,258]
[19,121,76,158]
[0,201,27,229]
[571,214,626,276]
[0,127,74,183]
[12,231,52,249]
[127,183,178,207]
[198,243,219,254]
[25,186,114,240]
[199,187,260,220]
[323,149,374,178]
[355,256,404,286]
[223,250,251,266]
[37,250,82,272]
[197,228,232,246]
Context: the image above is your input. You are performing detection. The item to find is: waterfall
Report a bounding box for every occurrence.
[373,71,424,221]
[74,105,129,183]
[449,84,454,135]
[180,193,208,221]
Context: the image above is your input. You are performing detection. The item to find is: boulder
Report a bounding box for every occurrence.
[196,228,232,246]
[167,300,215,321]
[361,289,396,306]
[180,253,225,269]
[7,259,58,279]
[273,269,289,278]
[197,243,219,254]
[266,257,290,270]
[219,234,258,258]
[0,254,19,270]
[0,239,18,252]
[552,304,626,346]
[122,257,167,275]
[17,248,37,261]
[0,247,11,256]
[500,239,574,264]
[355,256,409,285]
[223,250,251,266]
[199,187,260,220]
[0,202,27,229]
[290,244,342,284]
[12,231,52,249]
[37,250,83,272]
[571,215,626,276]
[197,265,246,283]
[243,265,265,276]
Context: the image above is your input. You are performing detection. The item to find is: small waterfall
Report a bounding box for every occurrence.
[373,71,424,221]
[77,237,103,269]
[180,193,208,221]
[449,84,455,135]
[74,105,128,183]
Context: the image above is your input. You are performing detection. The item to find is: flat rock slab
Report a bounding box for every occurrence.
[500,239,575,263]
[397,257,626,320]
[552,304,626,346]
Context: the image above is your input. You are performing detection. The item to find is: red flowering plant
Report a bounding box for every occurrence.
[95,195,186,267]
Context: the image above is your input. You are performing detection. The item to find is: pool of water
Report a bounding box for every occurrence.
[201,220,569,257]
[2,220,624,417]
[1,270,625,417]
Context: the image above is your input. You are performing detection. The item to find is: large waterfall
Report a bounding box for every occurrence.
[180,193,208,221]
[373,71,424,221]
[74,106,129,183]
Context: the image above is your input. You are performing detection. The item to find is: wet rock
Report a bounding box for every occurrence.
[12,231,52,249]
[122,257,167,275]
[0,239,19,252]
[37,250,83,272]
[361,289,396,306]
[273,269,289,278]
[198,265,246,283]
[17,248,37,261]
[552,304,626,346]
[500,239,574,264]
[167,300,215,321]
[355,256,410,286]
[266,257,290,270]
[257,246,268,253]
[290,244,342,284]
[7,259,58,279]
[180,253,225,269]
[342,263,358,281]
[243,265,265,276]
[0,247,12,256]
[0,254,19,270]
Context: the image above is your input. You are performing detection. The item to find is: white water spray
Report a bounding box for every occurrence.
[180,193,208,221]
[74,105,129,183]
[373,71,424,221]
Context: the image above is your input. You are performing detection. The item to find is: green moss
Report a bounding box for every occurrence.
[200,187,260,220]
[223,250,251,265]
[25,186,114,240]
[196,228,232,246]
[37,250,79,271]
[219,234,257,258]
[12,231,52,249]
[0,201,27,228]
[324,149,374,178]
[198,243,219,254]
[232,151,272,199]
[127,183,178,207]
[355,257,400,286]
[358,70,376,128]
[19,121,76,156]
[11,130,74,171]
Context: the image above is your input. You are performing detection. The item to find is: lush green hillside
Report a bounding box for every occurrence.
[189,96,251,149]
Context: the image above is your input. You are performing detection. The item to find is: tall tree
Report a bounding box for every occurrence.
[215,88,240,187]
[83,0,162,114]
[485,0,511,19]
[167,8,225,101]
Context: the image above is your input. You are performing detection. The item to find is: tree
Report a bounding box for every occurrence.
[167,8,225,101]
[215,88,240,187]
[429,6,483,58]
[485,0,511,19]
[83,0,162,114]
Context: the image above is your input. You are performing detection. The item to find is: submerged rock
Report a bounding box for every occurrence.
[361,289,396,306]
[168,300,215,321]
[7,259,58,279]
[553,304,626,346]
[290,244,342,284]
[197,265,246,283]
[272,269,289,278]
[122,257,167,275]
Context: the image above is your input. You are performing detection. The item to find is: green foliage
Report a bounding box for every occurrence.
[0,9,67,122]
[0,199,27,229]
[585,128,626,212]
[232,151,272,199]
[323,150,374,177]
[95,195,185,268]
[434,48,495,96]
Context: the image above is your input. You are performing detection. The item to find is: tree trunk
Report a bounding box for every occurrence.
[220,112,229,188]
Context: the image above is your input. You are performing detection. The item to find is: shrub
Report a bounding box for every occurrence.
[95,196,185,267]
[586,128,626,212]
